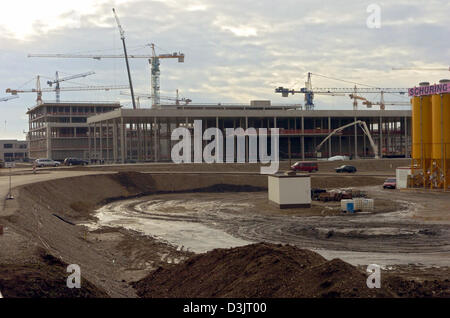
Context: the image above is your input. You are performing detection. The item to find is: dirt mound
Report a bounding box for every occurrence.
[132,243,394,298]
[0,249,109,298]
[384,275,450,298]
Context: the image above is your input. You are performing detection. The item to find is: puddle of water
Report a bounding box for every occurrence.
[84,199,253,254]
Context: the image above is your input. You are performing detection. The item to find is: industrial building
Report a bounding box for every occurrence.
[27,102,121,161]
[86,103,411,163]
[0,139,29,162]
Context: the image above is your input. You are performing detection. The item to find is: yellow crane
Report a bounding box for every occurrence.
[349,90,410,110]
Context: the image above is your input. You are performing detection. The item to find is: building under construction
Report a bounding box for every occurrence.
[86,103,411,163]
[27,101,121,161]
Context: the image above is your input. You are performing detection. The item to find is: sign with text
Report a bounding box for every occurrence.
[4,162,15,168]
[408,82,450,97]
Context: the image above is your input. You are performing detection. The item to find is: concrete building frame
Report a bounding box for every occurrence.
[87,105,411,163]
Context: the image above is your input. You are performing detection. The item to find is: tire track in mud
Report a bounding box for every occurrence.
[90,195,450,258]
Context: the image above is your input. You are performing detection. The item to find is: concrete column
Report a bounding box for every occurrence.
[120,117,125,163]
[113,120,118,163]
[363,125,366,157]
[99,121,103,163]
[88,125,91,162]
[379,116,383,158]
[301,116,305,160]
[245,116,249,162]
[137,119,142,161]
[339,119,342,155]
[128,121,132,161]
[328,116,332,157]
[106,120,110,163]
[216,117,220,162]
[149,119,153,160]
[154,117,158,162]
[167,118,171,161]
[354,116,358,159]
[94,122,97,163]
[404,116,408,157]
[143,121,147,161]
[46,125,52,160]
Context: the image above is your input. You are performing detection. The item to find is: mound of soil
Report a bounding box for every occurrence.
[132,243,394,298]
[383,275,450,298]
[0,250,109,298]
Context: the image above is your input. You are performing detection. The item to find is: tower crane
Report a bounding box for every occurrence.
[349,91,410,109]
[6,75,128,104]
[0,95,19,102]
[47,71,95,102]
[28,43,185,109]
[275,72,408,110]
[119,90,191,108]
[112,8,136,110]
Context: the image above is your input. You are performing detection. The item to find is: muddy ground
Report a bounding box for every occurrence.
[0,162,449,298]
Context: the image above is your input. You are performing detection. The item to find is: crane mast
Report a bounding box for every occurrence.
[112,8,137,110]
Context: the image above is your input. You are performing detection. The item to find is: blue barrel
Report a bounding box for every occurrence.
[346,202,355,213]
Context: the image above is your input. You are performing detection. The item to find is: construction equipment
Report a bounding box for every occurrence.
[275,72,408,110]
[6,75,128,104]
[29,44,185,109]
[112,8,136,109]
[349,90,410,110]
[0,95,19,102]
[120,90,191,108]
[315,120,379,159]
[47,71,95,102]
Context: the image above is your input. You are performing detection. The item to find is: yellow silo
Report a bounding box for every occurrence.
[412,82,433,160]
[411,82,433,188]
[431,79,450,189]
[431,82,450,160]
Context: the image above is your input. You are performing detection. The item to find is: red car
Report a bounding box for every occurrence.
[290,161,319,172]
[383,178,396,189]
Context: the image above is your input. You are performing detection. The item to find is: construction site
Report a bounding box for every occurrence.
[0,4,449,302]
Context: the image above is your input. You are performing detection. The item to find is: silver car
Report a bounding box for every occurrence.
[35,158,61,167]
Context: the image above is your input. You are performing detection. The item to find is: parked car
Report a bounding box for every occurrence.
[35,158,61,167]
[291,161,319,172]
[335,165,357,173]
[383,178,396,189]
[64,158,89,166]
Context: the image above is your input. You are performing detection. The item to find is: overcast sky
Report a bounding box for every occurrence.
[0,0,449,139]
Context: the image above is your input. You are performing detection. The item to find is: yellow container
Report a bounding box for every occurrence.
[431,92,450,159]
[412,93,433,159]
